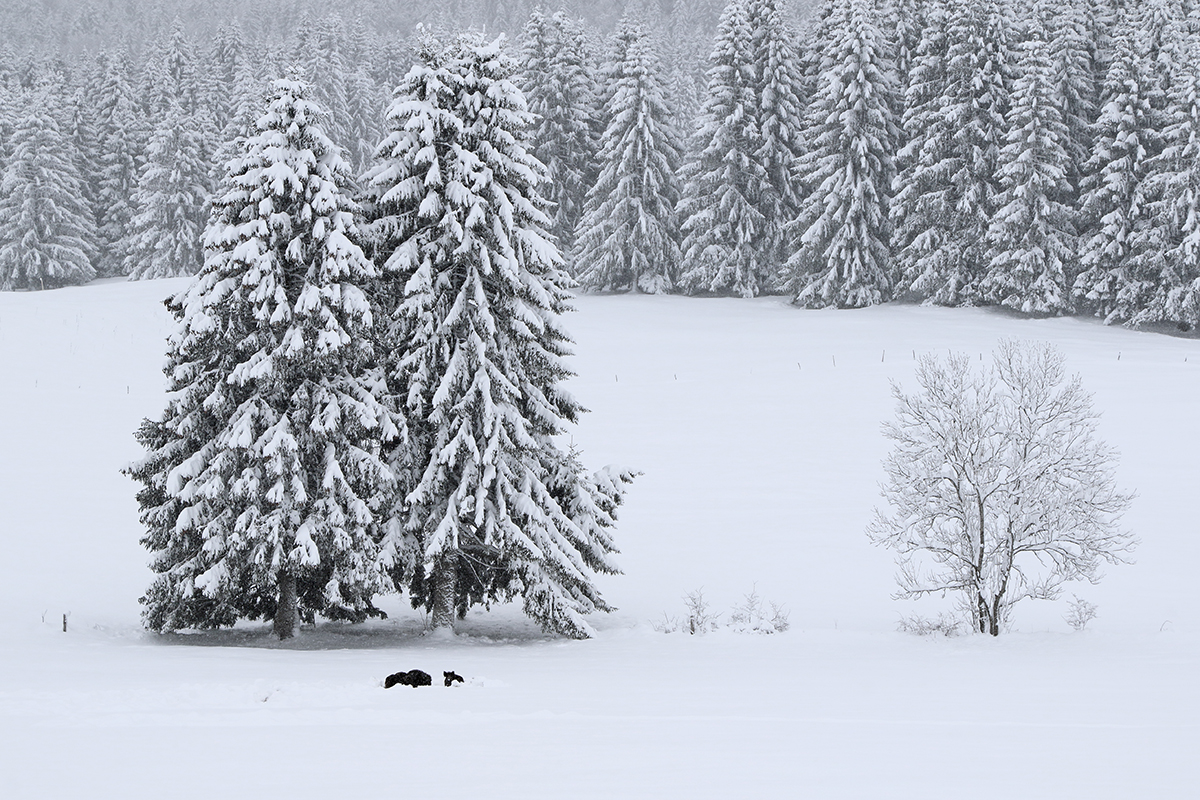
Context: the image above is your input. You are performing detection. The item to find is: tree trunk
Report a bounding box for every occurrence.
[988,595,1003,637]
[430,556,457,635]
[274,569,298,640]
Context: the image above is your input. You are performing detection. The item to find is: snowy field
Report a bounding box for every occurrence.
[1,278,1196,798]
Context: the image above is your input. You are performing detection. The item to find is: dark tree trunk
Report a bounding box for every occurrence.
[274,569,298,640]
[988,595,1003,636]
[430,556,457,635]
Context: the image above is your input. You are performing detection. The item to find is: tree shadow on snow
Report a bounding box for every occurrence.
[145,607,562,650]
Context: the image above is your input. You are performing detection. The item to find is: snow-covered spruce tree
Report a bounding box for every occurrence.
[869,340,1135,636]
[127,80,393,639]
[677,0,771,298]
[294,14,369,173]
[65,63,104,234]
[747,0,805,276]
[1085,0,1119,86]
[981,11,1076,314]
[890,0,950,299]
[796,0,840,104]
[891,0,1012,306]
[344,65,386,178]
[663,36,705,138]
[1146,41,1200,327]
[518,10,601,260]
[206,21,251,136]
[0,87,97,291]
[1138,0,1186,111]
[362,33,632,639]
[0,72,16,156]
[207,49,268,195]
[93,50,146,276]
[123,101,209,281]
[786,0,898,309]
[141,20,204,119]
[887,0,924,101]
[574,17,682,293]
[1188,0,1200,36]
[1050,0,1100,203]
[1112,1,1195,328]
[1073,29,1158,322]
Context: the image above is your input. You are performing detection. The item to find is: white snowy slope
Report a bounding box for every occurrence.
[0,279,1196,798]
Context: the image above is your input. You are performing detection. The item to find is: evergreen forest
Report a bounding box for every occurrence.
[4,0,1199,329]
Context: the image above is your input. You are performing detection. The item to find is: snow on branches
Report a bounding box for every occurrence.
[869,340,1135,635]
[363,32,632,639]
[129,79,393,638]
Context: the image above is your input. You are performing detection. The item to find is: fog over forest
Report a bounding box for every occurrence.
[0,0,815,55]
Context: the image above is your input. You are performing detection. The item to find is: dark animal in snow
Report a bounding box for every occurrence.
[385,669,432,688]
[444,670,464,686]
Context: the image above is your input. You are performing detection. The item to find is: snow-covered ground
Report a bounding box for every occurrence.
[1,279,1196,797]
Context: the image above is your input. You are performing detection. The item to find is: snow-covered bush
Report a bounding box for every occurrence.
[654,586,788,635]
[896,612,966,637]
[683,588,721,635]
[727,586,790,634]
[1064,595,1099,632]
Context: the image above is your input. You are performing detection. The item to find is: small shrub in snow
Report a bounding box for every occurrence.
[897,613,966,637]
[652,589,719,634]
[1064,595,1099,632]
[654,586,789,634]
[684,588,721,635]
[727,587,790,634]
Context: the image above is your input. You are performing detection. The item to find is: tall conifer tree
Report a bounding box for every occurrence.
[574,18,682,293]
[127,80,392,639]
[1141,39,1200,326]
[677,0,770,297]
[0,87,97,290]
[1074,29,1158,321]
[1051,0,1100,203]
[519,10,601,259]
[748,0,805,273]
[892,0,1012,305]
[982,9,1076,314]
[207,21,251,136]
[123,101,209,280]
[787,0,898,308]
[363,33,631,639]
[93,50,145,276]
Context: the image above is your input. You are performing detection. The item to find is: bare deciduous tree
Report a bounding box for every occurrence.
[869,340,1136,635]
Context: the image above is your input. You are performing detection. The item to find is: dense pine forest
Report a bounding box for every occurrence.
[1,0,1199,331]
